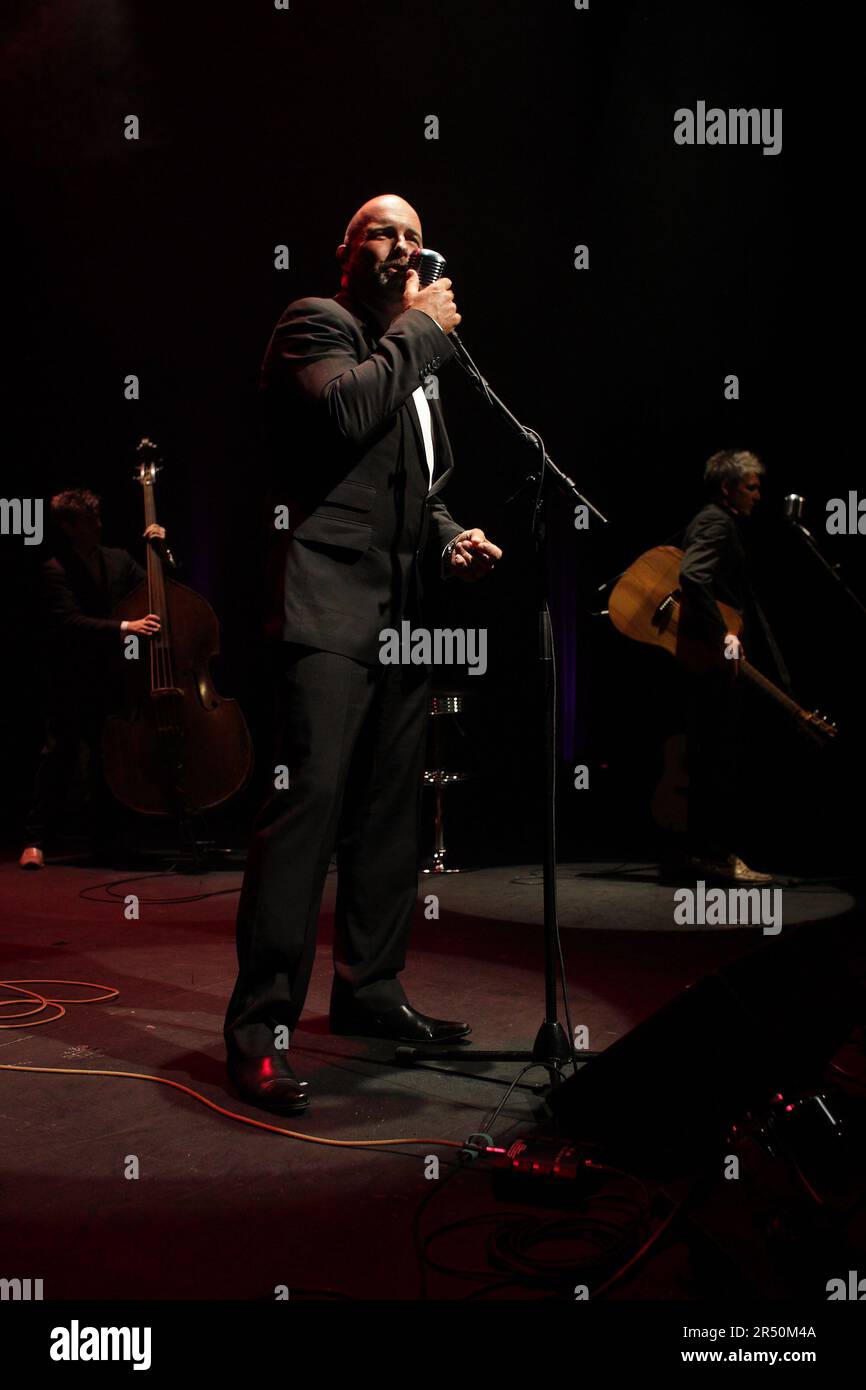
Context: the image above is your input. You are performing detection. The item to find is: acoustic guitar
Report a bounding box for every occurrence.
[608,545,837,748]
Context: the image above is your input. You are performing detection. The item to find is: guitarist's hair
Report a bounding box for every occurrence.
[704,449,764,495]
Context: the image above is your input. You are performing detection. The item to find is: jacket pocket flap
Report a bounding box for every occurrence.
[293,512,372,552]
[321,479,375,512]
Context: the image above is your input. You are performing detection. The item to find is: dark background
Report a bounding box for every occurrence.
[1,0,859,872]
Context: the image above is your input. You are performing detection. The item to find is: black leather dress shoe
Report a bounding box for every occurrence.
[227,1054,310,1114]
[329,1001,471,1044]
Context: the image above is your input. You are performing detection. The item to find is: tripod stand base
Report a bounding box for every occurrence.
[395,1047,536,1064]
[531,1019,572,1066]
[393,1019,596,1090]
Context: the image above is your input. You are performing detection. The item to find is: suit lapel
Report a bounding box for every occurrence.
[335,292,454,497]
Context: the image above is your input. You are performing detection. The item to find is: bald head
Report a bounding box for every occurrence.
[341,194,422,251]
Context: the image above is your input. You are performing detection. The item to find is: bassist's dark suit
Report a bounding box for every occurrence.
[24,544,145,848]
[225,294,466,1060]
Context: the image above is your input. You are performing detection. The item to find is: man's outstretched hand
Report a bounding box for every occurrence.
[447,529,502,582]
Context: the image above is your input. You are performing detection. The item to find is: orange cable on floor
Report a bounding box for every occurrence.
[0,979,464,1152]
[0,978,118,1025]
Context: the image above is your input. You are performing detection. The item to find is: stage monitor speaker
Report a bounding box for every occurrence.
[548,910,866,1168]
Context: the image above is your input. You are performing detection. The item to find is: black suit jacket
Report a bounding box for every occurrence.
[260,292,465,664]
[679,502,790,689]
[41,545,145,706]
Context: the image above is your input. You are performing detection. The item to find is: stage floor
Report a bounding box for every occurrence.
[0,856,858,1300]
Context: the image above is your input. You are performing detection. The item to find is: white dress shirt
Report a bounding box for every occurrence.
[409,322,465,572]
[411,385,435,490]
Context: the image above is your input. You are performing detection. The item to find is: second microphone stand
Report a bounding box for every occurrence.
[785,496,866,624]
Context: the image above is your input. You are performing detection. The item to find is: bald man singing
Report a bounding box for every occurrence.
[225,195,502,1113]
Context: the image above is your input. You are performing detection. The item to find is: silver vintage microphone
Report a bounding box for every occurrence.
[407,247,468,357]
[408,246,447,286]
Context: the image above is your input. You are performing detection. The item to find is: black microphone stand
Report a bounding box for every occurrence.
[397,330,609,1095]
[785,506,866,624]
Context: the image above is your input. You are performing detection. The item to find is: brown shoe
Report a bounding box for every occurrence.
[728,855,773,885]
[19,846,45,870]
[687,854,773,885]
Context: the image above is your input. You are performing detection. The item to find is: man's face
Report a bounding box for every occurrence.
[61,512,101,548]
[338,197,423,304]
[725,472,761,517]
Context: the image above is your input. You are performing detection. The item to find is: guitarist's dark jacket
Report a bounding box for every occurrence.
[260,292,465,665]
[679,501,791,690]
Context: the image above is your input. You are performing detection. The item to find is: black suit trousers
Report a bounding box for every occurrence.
[685,667,743,862]
[224,644,431,1060]
[24,704,115,849]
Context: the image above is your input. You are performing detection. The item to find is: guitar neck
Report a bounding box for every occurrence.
[606,545,834,742]
[742,661,801,720]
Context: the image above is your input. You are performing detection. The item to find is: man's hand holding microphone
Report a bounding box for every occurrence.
[402,269,462,334]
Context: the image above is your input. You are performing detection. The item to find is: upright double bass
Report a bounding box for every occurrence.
[102,439,253,817]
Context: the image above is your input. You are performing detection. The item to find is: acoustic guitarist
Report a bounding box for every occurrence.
[678,449,791,884]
